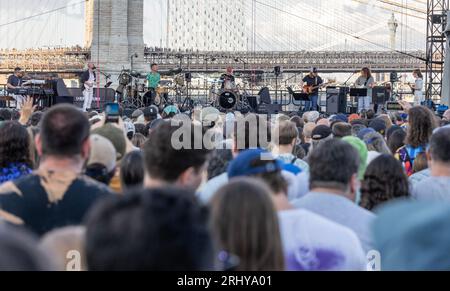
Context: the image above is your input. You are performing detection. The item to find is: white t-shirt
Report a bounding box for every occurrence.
[279,209,366,271]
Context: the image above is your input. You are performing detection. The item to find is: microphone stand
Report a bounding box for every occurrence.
[344,71,358,86]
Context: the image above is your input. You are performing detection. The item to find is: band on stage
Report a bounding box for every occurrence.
[3,61,425,114]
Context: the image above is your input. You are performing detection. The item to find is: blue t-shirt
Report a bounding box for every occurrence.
[0,163,32,184]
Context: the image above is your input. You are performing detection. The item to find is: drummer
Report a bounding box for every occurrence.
[145,63,161,107]
[220,66,236,91]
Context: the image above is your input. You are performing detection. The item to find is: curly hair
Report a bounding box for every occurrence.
[360,154,410,211]
[0,121,32,168]
[406,106,437,148]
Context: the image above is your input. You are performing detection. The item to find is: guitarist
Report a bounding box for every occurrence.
[81,62,96,112]
[302,67,323,112]
[354,67,375,113]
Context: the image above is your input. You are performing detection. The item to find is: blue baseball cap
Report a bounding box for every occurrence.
[357,127,375,140]
[331,113,348,123]
[228,149,284,178]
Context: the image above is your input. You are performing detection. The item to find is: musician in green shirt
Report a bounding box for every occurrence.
[145,63,161,106]
[147,63,161,89]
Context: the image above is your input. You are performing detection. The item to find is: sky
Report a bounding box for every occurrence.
[0,0,427,51]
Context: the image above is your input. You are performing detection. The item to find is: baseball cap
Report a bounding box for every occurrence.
[369,119,387,135]
[88,134,117,172]
[311,125,332,141]
[143,105,159,119]
[330,113,348,123]
[163,105,180,116]
[123,121,135,136]
[357,127,376,140]
[228,149,283,179]
[91,123,127,160]
[310,67,318,73]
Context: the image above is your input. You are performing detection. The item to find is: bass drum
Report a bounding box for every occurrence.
[219,91,237,110]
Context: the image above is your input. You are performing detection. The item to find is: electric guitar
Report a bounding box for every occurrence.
[84,81,94,93]
[302,81,332,94]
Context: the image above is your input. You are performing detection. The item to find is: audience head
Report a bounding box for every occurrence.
[37,104,90,161]
[290,115,304,128]
[351,123,367,137]
[143,105,159,123]
[303,122,316,141]
[131,133,146,149]
[29,111,43,127]
[0,121,33,169]
[91,123,127,160]
[308,139,360,200]
[207,147,233,180]
[85,134,116,185]
[85,187,213,271]
[332,122,352,138]
[0,108,12,121]
[0,225,52,271]
[428,128,450,170]
[210,178,284,271]
[273,121,298,147]
[406,106,437,148]
[228,149,287,195]
[387,128,407,154]
[369,119,387,136]
[143,121,210,190]
[39,226,86,271]
[360,155,410,211]
[362,132,391,155]
[310,125,332,153]
[120,151,145,190]
[342,136,368,180]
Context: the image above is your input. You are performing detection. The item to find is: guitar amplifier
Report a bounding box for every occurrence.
[372,86,390,105]
[326,87,348,114]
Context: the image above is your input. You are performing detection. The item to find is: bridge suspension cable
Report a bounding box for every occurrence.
[253,0,426,61]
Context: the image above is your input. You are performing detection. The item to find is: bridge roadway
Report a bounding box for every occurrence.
[0,47,426,74]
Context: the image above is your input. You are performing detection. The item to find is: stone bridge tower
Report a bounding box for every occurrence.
[85,0,147,74]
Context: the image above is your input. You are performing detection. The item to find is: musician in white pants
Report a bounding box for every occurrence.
[6,67,26,110]
[354,67,375,113]
[81,62,96,112]
[411,69,424,106]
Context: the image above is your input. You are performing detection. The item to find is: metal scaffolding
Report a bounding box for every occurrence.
[426,0,449,102]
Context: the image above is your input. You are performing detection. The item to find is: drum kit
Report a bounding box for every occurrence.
[115,68,253,112]
[116,69,176,109]
[210,78,253,112]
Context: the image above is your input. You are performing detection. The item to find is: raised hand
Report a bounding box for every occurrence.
[19,97,37,126]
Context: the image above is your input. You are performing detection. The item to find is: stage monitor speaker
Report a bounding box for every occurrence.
[326,87,348,114]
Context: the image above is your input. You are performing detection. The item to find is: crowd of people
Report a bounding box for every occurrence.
[0,95,450,271]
